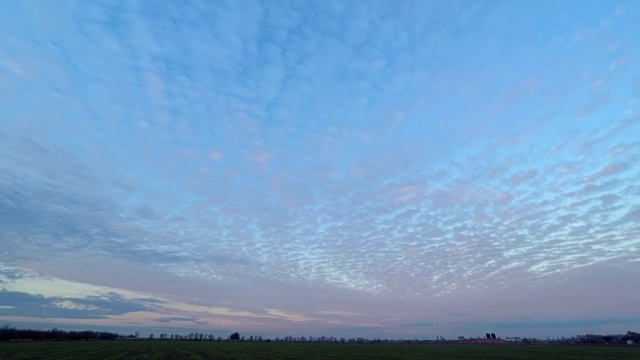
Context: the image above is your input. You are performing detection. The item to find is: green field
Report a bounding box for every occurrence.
[1,341,639,359]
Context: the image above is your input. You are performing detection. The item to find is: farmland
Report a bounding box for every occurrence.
[1,341,639,359]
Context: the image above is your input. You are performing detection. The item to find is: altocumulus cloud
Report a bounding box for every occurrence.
[1,0,640,338]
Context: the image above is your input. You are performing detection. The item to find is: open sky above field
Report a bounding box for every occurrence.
[1,0,640,339]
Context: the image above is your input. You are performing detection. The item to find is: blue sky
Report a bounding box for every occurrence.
[1,0,639,339]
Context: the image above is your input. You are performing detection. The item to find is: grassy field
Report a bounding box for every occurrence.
[1,341,639,359]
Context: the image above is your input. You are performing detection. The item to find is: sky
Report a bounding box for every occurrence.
[1,0,639,339]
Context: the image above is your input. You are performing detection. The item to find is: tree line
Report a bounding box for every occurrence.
[0,325,120,341]
[1,325,638,345]
[536,332,640,345]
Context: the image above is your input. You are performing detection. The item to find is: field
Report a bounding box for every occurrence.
[1,341,639,359]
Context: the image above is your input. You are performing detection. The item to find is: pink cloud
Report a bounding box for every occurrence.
[251,151,271,164]
[586,162,630,181]
[509,170,538,185]
[208,150,223,161]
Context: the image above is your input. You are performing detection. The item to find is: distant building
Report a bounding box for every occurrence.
[467,338,506,344]
[453,334,506,344]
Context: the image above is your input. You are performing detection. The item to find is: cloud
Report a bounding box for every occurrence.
[1,0,640,338]
[586,162,630,181]
[0,291,151,319]
[509,170,538,185]
[265,309,312,322]
[0,267,26,282]
[608,54,632,70]
[401,321,436,328]
[468,317,640,331]
[208,150,223,161]
[153,316,198,323]
[575,92,611,118]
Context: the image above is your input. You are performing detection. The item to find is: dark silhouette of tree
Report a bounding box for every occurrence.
[4,324,638,345]
[624,331,640,343]
[0,325,120,341]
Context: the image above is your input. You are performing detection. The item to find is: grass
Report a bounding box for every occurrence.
[1,341,639,359]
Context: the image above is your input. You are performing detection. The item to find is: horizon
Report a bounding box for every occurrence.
[3,321,638,341]
[1,0,640,340]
